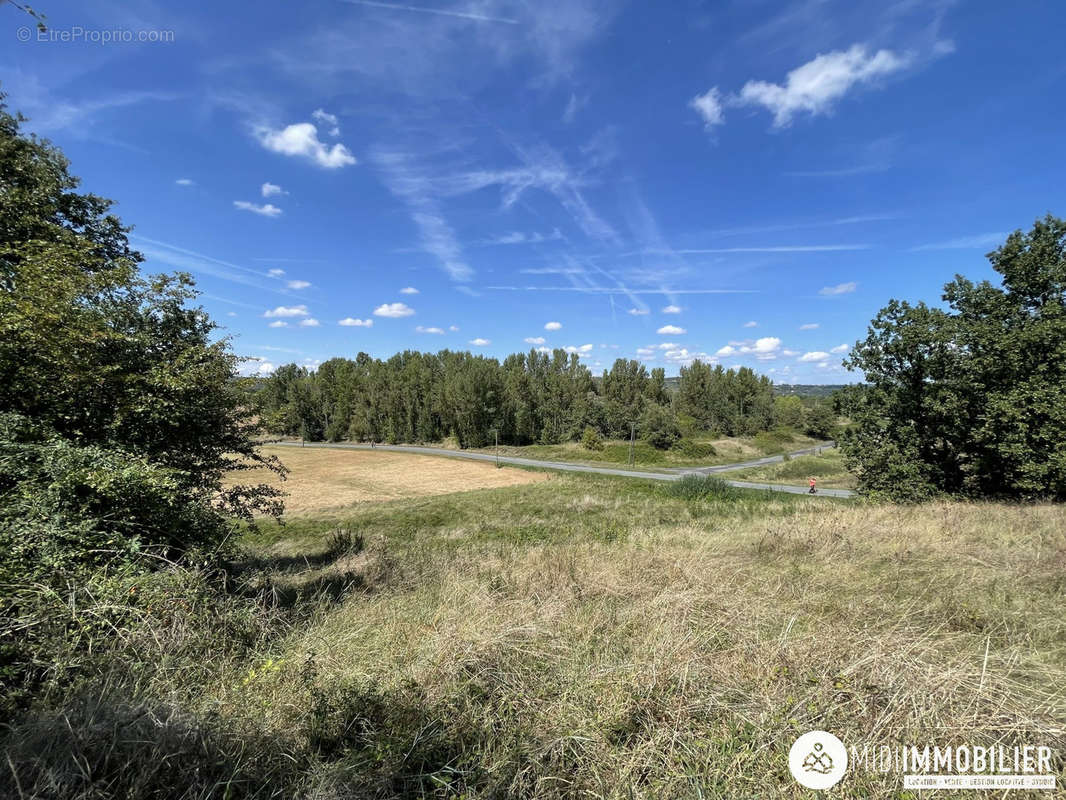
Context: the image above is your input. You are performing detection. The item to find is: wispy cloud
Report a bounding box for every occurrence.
[372,150,474,282]
[133,236,291,295]
[657,325,686,335]
[261,182,287,197]
[911,233,1005,251]
[799,322,819,330]
[234,201,283,217]
[286,280,311,289]
[487,286,757,295]
[671,245,870,254]
[176,178,195,186]
[819,281,858,295]
[339,317,373,327]
[400,286,419,294]
[340,0,519,25]
[469,337,491,346]
[416,325,445,334]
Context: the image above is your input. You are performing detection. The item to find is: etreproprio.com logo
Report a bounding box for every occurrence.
[788,731,1058,791]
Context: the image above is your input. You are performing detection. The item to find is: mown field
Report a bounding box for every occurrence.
[7,449,1064,798]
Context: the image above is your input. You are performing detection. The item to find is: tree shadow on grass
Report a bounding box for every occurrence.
[0,676,517,800]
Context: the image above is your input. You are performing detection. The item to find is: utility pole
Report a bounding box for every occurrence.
[495,429,500,468]
[628,422,635,465]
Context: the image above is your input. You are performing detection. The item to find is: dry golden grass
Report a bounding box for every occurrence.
[229,445,548,514]
[218,491,1066,796]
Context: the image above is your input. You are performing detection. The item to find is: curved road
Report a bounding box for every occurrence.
[270,440,854,498]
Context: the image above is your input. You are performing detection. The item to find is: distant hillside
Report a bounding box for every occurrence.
[662,378,846,398]
[773,384,847,398]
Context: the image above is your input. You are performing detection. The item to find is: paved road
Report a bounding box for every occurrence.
[270,440,855,499]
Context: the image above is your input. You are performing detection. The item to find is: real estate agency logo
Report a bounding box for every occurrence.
[789,730,848,790]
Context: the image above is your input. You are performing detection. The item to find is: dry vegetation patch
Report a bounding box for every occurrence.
[227,446,548,514]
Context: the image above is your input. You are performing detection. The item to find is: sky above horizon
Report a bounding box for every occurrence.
[6,0,1065,381]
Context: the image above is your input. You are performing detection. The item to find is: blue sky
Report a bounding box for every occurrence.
[6,0,1065,381]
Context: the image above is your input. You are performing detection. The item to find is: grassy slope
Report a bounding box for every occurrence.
[7,472,1063,797]
[722,448,858,489]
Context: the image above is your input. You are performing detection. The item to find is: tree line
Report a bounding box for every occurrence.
[252,352,835,448]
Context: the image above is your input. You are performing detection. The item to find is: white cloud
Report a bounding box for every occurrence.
[661,305,682,314]
[657,325,686,335]
[449,325,459,332]
[311,108,341,136]
[416,325,445,334]
[820,281,858,296]
[782,349,800,357]
[257,361,276,375]
[286,280,311,289]
[799,323,820,330]
[628,308,649,316]
[544,321,562,331]
[690,87,725,130]
[830,343,850,354]
[663,347,716,366]
[752,336,780,353]
[737,45,911,127]
[716,345,736,357]
[469,338,490,346]
[373,302,415,318]
[524,336,546,345]
[400,286,419,294]
[743,320,757,328]
[261,182,287,198]
[234,200,283,218]
[299,318,320,327]
[267,268,285,277]
[799,351,830,362]
[564,343,594,355]
[256,121,356,168]
[535,346,551,354]
[339,317,373,327]
[264,305,309,318]
[268,320,288,328]
[175,178,194,186]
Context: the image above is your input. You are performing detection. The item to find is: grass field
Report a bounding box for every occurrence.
[7,449,1063,797]
[227,445,547,514]
[464,430,825,469]
[721,448,858,489]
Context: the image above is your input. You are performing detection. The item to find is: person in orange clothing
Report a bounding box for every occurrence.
[808,476,817,494]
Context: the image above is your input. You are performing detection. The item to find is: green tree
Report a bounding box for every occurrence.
[841,215,1066,500]
[639,404,681,450]
[0,96,283,581]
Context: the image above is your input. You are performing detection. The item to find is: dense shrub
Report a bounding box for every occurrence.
[665,474,741,501]
[639,404,681,450]
[581,425,604,451]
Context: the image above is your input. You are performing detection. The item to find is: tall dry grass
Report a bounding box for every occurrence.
[4,477,1064,798]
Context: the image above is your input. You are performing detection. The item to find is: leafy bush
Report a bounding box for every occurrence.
[665,474,741,501]
[639,405,681,450]
[581,425,604,451]
[672,439,717,459]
